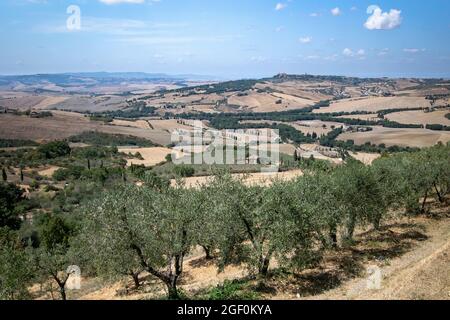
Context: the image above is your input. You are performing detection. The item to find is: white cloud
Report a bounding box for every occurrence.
[299,36,312,44]
[378,48,389,56]
[309,13,320,17]
[331,7,341,16]
[275,3,287,11]
[403,48,426,53]
[364,5,402,30]
[250,56,267,62]
[342,48,366,57]
[343,48,353,56]
[275,26,284,32]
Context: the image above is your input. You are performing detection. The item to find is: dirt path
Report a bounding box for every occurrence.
[309,216,450,300]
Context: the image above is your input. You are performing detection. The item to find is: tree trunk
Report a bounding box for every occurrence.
[201,245,213,260]
[59,286,66,301]
[421,190,428,213]
[328,223,338,249]
[372,212,382,230]
[166,279,179,300]
[329,230,338,249]
[131,273,140,289]
[344,214,356,243]
[258,256,270,277]
[434,183,443,203]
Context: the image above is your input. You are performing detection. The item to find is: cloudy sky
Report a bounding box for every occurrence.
[1,0,449,78]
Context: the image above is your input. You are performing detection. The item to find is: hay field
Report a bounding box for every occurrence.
[313,96,431,114]
[146,119,204,132]
[349,152,381,165]
[0,95,47,110]
[111,119,151,129]
[118,147,173,167]
[227,92,312,112]
[338,126,450,148]
[49,95,127,112]
[385,110,450,126]
[171,169,304,188]
[0,111,171,145]
[239,120,343,136]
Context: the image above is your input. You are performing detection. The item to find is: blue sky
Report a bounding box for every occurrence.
[1,0,449,78]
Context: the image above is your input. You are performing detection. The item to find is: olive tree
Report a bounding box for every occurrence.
[30,245,76,300]
[80,183,197,299]
[329,159,385,243]
[0,229,33,300]
[202,174,322,277]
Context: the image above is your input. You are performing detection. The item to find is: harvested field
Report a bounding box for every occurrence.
[49,95,127,112]
[111,119,151,129]
[118,147,173,167]
[338,126,450,148]
[0,111,171,145]
[0,95,47,110]
[171,169,303,188]
[32,96,69,110]
[146,119,201,131]
[349,152,381,165]
[314,96,431,114]
[228,92,312,113]
[385,109,450,126]
[239,120,343,136]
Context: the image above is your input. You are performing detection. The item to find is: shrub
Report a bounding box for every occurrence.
[173,165,195,177]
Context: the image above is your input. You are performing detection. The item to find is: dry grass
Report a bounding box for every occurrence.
[111,119,150,129]
[338,126,450,148]
[118,147,174,167]
[349,152,381,165]
[37,166,61,178]
[171,169,304,188]
[314,96,431,114]
[385,109,450,126]
[228,92,312,113]
[0,111,171,145]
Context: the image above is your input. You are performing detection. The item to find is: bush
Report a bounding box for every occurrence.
[37,141,71,159]
[173,165,195,177]
[206,280,260,300]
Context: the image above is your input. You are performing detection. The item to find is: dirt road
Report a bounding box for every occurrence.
[310,216,450,300]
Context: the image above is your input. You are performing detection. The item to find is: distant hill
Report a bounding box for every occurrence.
[0,72,220,94]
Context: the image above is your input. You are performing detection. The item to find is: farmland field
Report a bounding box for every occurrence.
[313,96,432,114]
[337,126,450,148]
[0,111,171,145]
[385,109,450,126]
